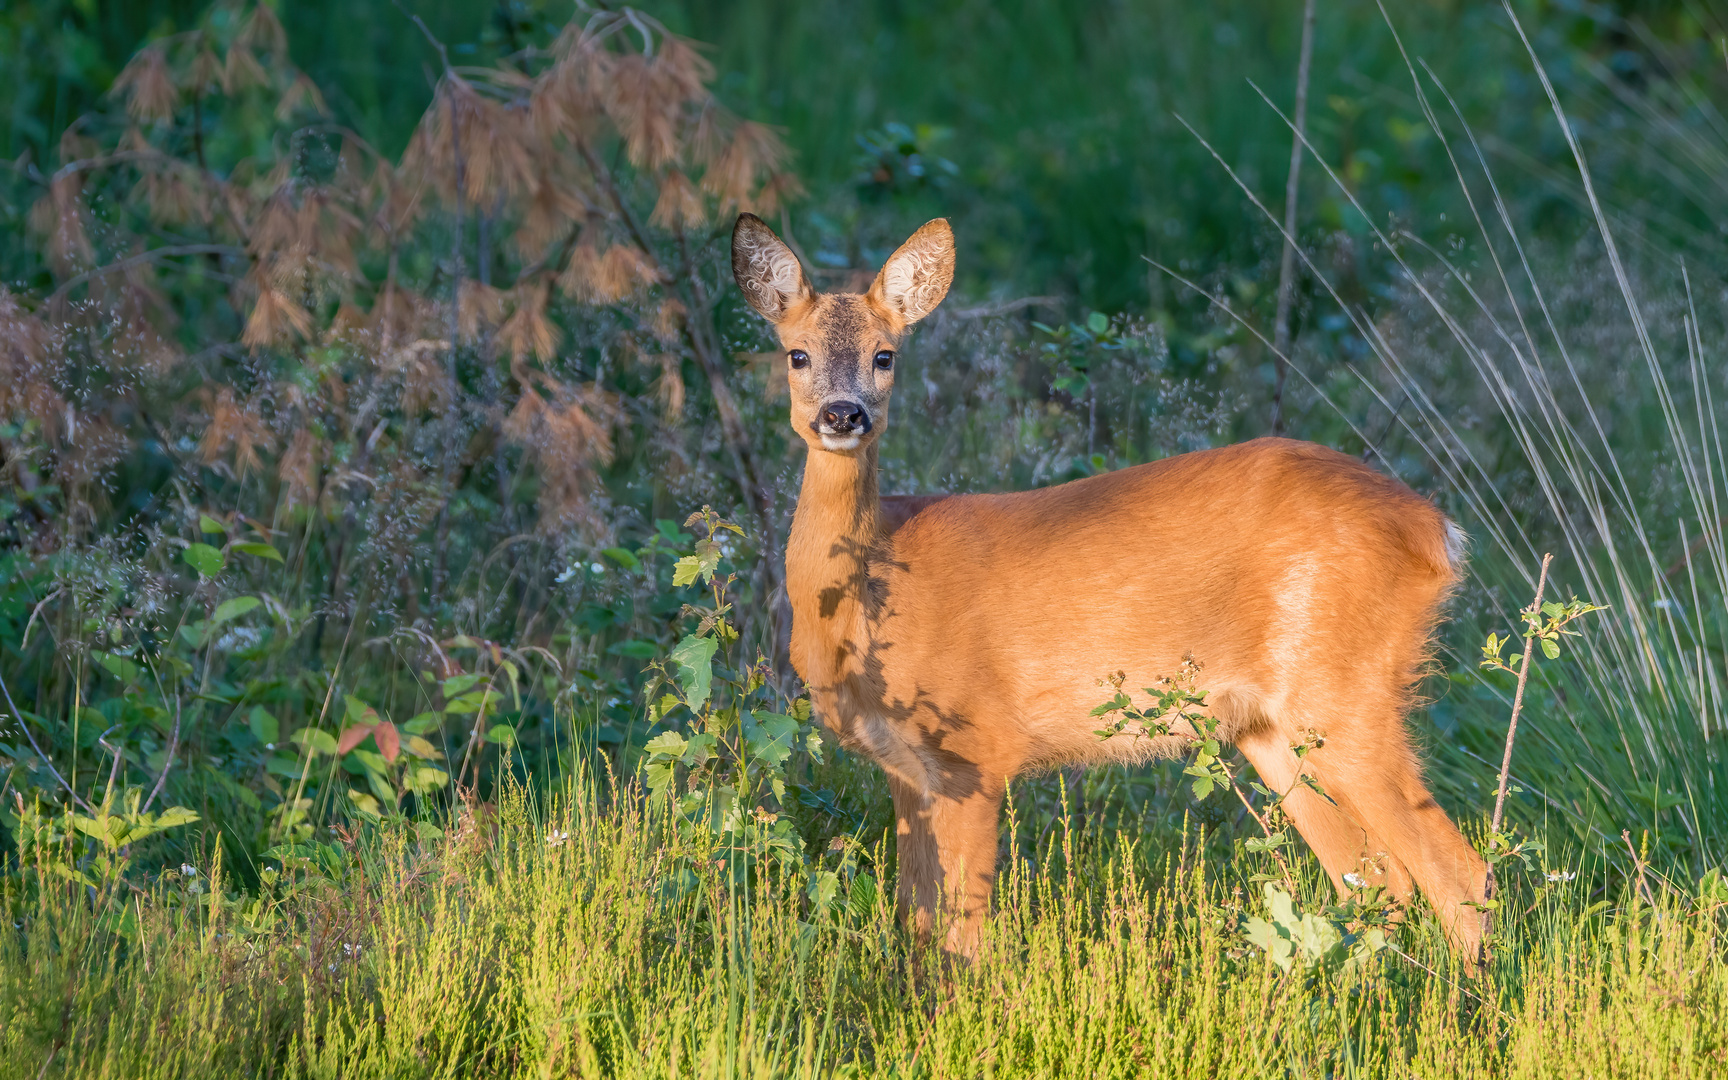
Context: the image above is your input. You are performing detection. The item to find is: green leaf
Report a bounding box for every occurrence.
[404,712,441,735]
[441,674,483,698]
[643,731,688,760]
[154,806,200,829]
[211,596,261,625]
[601,546,639,570]
[1086,310,1109,334]
[668,634,719,711]
[1540,638,1560,660]
[672,555,703,587]
[199,514,226,534]
[485,724,516,746]
[443,690,489,715]
[681,731,718,767]
[232,541,284,563]
[1189,775,1214,801]
[645,760,677,800]
[183,543,226,578]
[746,710,800,768]
[291,728,340,756]
[247,706,279,746]
[607,640,659,659]
[808,870,841,910]
[1243,916,1295,972]
[92,650,143,684]
[405,767,448,795]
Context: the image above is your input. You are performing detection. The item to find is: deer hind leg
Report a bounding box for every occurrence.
[1235,727,1411,899]
[1318,743,1488,960]
[888,773,1005,957]
[1263,695,1489,961]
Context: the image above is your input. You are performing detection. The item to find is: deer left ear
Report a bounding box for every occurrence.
[868,219,954,329]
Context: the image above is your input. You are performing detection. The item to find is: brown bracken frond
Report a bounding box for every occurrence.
[458,281,506,344]
[0,289,68,439]
[503,381,618,527]
[242,276,315,350]
[279,426,322,509]
[198,388,275,478]
[701,121,792,212]
[495,283,560,362]
[30,175,94,275]
[649,170,706,230]
[236,4,288,60]
[223,43,269,95]
[111,45,179,125]
[275,73,330,121]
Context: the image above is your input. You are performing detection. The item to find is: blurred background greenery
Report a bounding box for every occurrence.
[7,0,1725,311]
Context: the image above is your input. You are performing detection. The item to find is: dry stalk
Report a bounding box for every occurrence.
[1491,552,1552,836]
[1271,0,1317,435]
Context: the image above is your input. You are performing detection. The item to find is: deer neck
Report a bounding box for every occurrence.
[786,442,882,692]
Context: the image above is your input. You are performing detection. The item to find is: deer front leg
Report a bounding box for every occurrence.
[889,773,1006,957]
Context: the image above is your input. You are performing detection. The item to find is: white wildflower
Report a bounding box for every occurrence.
[555,566,577,583]
[546,829,571,848]
[1343,872,1366,888]
[1546,870,1577,883]
[180,864,197,877]
[590,562,605,575]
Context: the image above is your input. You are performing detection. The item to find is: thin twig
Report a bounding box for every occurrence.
[1229,775,1300,896]
[0,668,95,813]
[1386,944,1514,1021]
[46,244,243,303]
[141,685,181,814]
[1271,0,1318,435]
[1491,552,1553,836]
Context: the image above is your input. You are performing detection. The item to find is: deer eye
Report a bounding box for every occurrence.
[874,350,895,370]
[788,349,809,369]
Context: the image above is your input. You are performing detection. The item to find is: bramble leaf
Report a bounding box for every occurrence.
[184,543,226,578]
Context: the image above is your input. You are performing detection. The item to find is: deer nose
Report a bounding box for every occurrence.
[819,400,869,434]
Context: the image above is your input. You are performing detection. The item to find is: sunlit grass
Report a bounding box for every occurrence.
[2,771,1723,1079]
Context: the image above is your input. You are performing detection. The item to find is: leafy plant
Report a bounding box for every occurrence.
[639,507,860,912]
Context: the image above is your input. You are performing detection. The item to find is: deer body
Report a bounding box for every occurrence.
[734,214,1490,962]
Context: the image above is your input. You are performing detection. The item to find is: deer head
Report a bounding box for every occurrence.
[731,213,954,453]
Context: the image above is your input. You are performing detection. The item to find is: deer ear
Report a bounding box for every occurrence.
[868,218,954,328]
[731,213,811,323]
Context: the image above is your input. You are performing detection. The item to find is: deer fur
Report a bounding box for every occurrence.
[731,212,1490,962]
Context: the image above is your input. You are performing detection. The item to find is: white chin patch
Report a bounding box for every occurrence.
[818,433,863,452]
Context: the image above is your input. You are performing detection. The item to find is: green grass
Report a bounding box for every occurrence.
[3,773,1724,1078]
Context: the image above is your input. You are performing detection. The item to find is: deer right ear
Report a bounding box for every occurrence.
[731,213,811,324]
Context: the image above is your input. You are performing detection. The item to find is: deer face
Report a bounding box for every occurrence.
[732,214,954,454]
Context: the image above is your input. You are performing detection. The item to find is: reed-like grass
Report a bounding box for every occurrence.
[2,773,1723,1079]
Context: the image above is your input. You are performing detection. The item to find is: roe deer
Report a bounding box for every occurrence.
[731,213,1490,962]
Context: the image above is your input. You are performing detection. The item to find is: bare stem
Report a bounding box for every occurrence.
[0,668,94,813]
[1230,773,1300,896]
[1271,0,1317,436]
[1490,552,1552,838]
